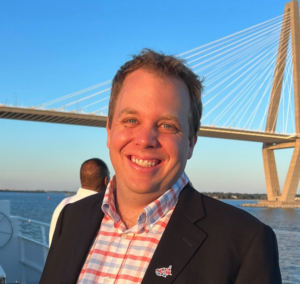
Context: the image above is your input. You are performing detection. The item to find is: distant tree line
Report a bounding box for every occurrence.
[0,189,47,193]
[202,192,300,199]
[202,192,268,200]
[0,189,75,194]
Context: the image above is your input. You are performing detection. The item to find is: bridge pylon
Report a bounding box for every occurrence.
[262,0,300,204]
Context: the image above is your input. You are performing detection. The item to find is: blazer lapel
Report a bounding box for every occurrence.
[142,185,207,284]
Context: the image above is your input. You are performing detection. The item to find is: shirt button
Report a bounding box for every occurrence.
[104,276,111,283]
[121,234,128,239]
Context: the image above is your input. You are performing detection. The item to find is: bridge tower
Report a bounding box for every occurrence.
[262,0,300,203]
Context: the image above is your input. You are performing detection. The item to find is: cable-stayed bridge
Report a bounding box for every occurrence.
[1,0,300,204]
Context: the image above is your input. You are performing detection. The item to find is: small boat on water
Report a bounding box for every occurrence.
[0,200,49,284]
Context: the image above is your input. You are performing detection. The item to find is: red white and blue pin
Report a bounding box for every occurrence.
[155,265,172,278]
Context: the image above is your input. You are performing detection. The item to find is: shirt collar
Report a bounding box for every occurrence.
[102,172,189,233]
[77,187,98,197]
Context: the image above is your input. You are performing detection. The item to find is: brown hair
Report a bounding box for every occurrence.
[108,49,204,138]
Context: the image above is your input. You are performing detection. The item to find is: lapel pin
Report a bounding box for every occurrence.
[155,265,172,278]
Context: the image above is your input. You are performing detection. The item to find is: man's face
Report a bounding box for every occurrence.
[107,68,197,199]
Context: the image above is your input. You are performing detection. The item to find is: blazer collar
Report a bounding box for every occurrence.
[177,182,206,223]
[142,183,207,284]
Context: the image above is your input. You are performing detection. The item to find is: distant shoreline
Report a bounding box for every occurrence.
[0,189,76,194]
[1,190,299,200]
[201,192,300,200]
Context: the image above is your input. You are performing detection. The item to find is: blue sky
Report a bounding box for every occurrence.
[0,0,296,193]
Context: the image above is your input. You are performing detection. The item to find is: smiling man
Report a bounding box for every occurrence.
[106,67,197,230]
[40,49,281,284]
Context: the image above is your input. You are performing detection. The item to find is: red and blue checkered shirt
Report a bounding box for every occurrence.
[78,172,189,284]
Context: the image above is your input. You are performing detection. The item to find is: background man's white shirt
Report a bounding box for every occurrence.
[49,188,98,246]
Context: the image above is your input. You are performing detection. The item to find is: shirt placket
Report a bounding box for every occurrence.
[112,214,146,283]
[114,232,135,284]
[102,219,135,284]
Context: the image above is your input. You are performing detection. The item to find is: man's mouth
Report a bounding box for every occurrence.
[130,156,161,168]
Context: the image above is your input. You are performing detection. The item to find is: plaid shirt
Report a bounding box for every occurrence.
[78,172,189,284]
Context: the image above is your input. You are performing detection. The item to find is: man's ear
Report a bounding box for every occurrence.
[106,119,111,149]
[104,176,108,186]
[188,134,197,159]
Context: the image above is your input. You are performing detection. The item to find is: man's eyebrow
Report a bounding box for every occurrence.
[118,110,181,126]
[160,114,182,127]
[118,108,139,118]
[160,114,179,122]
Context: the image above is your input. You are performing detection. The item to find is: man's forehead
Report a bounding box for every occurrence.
[112,68,191,125]
[122,68,186,89]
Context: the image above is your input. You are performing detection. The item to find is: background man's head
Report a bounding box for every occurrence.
[108,49,203,139]
[80,158,110,192]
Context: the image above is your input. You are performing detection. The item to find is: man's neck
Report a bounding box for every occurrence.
[114,186,167,229]
[115,200,142,229]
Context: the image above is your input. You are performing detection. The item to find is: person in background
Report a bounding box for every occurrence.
[48,158,110,246]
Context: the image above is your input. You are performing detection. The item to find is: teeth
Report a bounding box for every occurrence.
[131,157,158,168]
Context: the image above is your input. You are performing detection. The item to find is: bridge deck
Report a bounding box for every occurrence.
[0,106,297,144]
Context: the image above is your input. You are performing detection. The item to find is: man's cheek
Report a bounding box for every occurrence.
[116,129,135,144]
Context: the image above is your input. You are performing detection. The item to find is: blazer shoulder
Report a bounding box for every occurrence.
[65,191,105,210]
[60,191,105,223]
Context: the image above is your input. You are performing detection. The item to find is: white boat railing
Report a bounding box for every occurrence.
[0,200,50,283]
[16,217,49,246]
[15,216,49,265]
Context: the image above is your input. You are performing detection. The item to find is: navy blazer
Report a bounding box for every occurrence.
[40,184,282,284]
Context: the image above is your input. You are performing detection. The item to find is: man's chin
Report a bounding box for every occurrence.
[127,181,166,197]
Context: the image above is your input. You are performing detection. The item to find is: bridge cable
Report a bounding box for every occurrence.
[186,18,287,65]
[179,14,286,58]
[37,80,111,108]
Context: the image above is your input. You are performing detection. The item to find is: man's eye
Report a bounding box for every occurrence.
[123,118,137,123]
[160,123,177,133]
[162,124,171,128]
[123,118,138,127]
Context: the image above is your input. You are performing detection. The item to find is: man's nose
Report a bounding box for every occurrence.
[134,124,159,148]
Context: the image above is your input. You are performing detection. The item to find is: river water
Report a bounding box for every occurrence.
[1,192,299,283]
